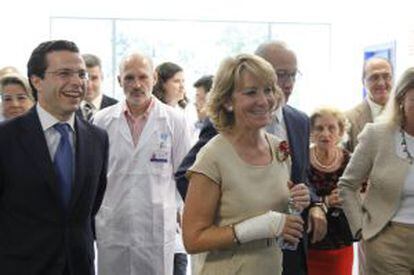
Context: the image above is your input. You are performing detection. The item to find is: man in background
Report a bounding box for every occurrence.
[346,57,393,151]
[94,52,191,275]
[345,56,393,275]
[78,54,117,121]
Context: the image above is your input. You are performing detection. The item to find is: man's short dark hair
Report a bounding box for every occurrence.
[82,53,102,69]
[27,40,79,98]
[193,75,213,93]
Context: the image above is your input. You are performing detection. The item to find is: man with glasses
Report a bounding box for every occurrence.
[93,52,191,275]
[345,57,393,275]
[346,57,393,152]
[0,40,109,275]
[255,41,326,275]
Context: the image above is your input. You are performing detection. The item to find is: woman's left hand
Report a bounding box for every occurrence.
[289,181,310,211]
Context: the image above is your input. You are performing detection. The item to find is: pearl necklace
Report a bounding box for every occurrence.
[400,128,414,165]
[311,147,342,172]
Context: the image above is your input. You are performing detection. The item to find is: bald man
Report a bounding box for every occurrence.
[93,52,192,275]
[346,57,393,152]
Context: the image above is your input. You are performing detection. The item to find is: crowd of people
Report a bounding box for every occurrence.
[0,38,413,275]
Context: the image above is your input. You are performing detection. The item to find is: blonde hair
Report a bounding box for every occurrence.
[381,67,414,127]
[310,106,349,138]
[207,53,282,132]
[0,73,34,101]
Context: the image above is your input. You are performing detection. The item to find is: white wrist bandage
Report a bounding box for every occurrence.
[234,211,286,244]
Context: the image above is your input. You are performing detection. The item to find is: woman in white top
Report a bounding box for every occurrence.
[339,67,414,274]
[153,61,189,275]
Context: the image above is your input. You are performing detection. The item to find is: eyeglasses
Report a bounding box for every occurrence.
[45,69,89,81]
[276,70,301,82]
[365,72,392,83]
[1,93,30,102]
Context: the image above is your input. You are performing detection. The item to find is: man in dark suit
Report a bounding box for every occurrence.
[175,41,327,275]
[0,40,108,275]
[77,54,117,121]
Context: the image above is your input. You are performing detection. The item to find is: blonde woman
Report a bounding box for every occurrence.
[0,73,34,120]
[183,54,310,274]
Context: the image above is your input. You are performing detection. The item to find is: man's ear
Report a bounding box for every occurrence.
[153,71,158,84]
[117,75,122,87]
[30,75,42,95]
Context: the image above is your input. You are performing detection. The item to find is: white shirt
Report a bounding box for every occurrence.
[367,97,384,123]
[266,106,288,141]
[392,130,414,224]
[81,93,103,118]
[36,104,75,160]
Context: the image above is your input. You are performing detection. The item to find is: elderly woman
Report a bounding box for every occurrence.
[339,67,414,274]
[307,107,353,275]
[153,62,188,109]
[182,54,310,274]
[0,73,34,120]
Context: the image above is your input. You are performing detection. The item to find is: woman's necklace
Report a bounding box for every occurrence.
[311,146,342,172]
[400,128,414,165]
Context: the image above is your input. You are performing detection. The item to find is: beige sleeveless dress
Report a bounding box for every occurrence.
[188,133,291,275]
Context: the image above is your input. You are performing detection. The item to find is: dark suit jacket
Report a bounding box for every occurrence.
[175,105,311,275]
[76,94,118,121]
[100,94,118,110]
[0,107,108,275]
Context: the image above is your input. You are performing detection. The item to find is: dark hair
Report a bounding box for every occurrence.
[27,40,79,99]
[193,75,213,93]
[82,53,102,69]
[153,62,188,108]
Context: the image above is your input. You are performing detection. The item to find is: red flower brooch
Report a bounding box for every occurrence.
[276,140,290,162]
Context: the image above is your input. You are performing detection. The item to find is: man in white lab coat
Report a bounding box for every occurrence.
[93,52,192,275]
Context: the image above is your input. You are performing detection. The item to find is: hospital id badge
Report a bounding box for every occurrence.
[150,149,169,163]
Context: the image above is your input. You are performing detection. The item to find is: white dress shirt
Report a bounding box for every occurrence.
[36,103,75,160]
[266,106,288,141]
[367,97,385,123]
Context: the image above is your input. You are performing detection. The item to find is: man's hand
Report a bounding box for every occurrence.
[288,182,311,211]
[281,214,304,245]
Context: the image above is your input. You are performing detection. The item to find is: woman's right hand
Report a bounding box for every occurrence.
[281,214,304,245]
[325,187,343,208]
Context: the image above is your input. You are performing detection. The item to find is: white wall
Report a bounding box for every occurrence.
[2,0,413,113]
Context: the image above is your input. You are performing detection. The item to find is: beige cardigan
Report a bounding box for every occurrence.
[339,122,410,240]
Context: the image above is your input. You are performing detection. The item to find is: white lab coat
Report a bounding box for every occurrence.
[94,97,191,275]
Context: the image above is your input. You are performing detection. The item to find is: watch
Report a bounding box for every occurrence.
[313,202,328,214]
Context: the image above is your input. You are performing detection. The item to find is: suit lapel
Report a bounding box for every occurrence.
[356,101,372,133]
[282,106,309,183]
[69,116,89,210]
[18,108,61,205]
